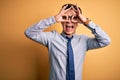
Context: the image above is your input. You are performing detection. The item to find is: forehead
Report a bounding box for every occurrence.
[65,10,77,16]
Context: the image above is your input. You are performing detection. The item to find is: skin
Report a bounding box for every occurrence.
[55,4,87,37]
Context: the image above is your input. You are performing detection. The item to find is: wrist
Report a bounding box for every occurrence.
[83,18,91,26]
[54,15,60,22]
[54,15,58,22]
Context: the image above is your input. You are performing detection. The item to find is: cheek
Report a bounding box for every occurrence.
[61,22,66,27]
[61,22,67,29]
[61,22,66,31]
[74,23,78,27]
[73,24,78,31]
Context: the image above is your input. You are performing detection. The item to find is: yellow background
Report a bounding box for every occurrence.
[0,0,120,80]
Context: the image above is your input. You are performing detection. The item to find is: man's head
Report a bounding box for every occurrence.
[61,4,82,37]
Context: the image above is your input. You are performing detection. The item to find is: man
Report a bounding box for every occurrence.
[25,3,111,80]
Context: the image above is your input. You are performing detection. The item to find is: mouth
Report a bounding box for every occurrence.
[66,25,74,28]
[66,25,74,32]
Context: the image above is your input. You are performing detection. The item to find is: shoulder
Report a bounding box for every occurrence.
[50,30,60,36]
[47,30,61,39]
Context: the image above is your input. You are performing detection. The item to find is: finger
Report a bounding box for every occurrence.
[62,14,68,19]
[70,10,77,15]
[60,8,71,16]
[61,19,69,22]
[60,5,71,15]
[72,20,78,23]
[59,4,68,14]
[63,6,72,13]
[72,17,79,23]
[62,4,68,10]
[76,4,81,14]
[71,5,77,12]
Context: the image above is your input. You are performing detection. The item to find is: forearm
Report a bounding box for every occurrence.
[86,21,111,49]
[25,16,56,39]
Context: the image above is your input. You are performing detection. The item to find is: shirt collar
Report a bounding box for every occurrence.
[61,32,75,39]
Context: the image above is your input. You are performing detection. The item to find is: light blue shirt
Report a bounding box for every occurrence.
[25,16,111,80]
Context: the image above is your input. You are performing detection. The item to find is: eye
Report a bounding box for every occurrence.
[62,16,67,19]
[73,16,78,20]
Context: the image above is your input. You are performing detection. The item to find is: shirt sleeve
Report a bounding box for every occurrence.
[86,21,111,50]
[24,16,56,46]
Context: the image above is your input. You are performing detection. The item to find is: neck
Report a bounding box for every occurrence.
[62,32,73,38]
[66,34,73,38]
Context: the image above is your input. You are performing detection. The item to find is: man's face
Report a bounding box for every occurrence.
[61,9,78,36]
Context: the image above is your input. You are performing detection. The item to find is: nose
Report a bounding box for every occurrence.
[68,16,72,23]
[68,18,72,23]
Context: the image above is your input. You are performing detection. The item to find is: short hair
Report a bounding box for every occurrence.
[62,3,82,14]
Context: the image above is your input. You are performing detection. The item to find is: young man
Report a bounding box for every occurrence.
[25,4,111,80]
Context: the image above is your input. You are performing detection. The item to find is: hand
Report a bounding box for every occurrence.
[72,4,87,24]
[55,5,71,22]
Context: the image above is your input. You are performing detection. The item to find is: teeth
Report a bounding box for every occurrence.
[66,26,73,28]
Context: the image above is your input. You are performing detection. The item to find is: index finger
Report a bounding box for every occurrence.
[76,4,81,14]
[61,5,72,13]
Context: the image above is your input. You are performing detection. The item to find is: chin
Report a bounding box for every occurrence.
[65,32,74,36]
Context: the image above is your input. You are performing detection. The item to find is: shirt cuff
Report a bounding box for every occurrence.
[52,16,57,23]
[46,16,57,25]
[86,21,97,30]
